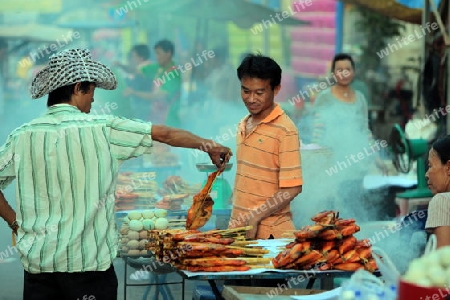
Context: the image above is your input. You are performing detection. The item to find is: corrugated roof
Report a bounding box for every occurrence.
[340,0,423,24]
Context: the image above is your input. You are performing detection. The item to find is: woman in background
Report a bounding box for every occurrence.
[312,53,387,220]
[425,136,450,248]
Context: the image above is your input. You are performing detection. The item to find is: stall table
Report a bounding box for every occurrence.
[121,253,185,300]
[177,268,381,300]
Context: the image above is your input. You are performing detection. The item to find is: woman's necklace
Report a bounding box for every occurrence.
[334,86,351,98]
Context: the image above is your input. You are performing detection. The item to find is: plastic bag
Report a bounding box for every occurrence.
[424,234,437,254]
[371,246,401,285]
[339,269,386,299]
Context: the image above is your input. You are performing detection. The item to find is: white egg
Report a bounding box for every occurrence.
[155,217,169,230]
[129,220,144,231]
[415,277,433,287]
[142,219,155,230]
[445,268,450,285]
[438,246,450,268]
[155,209,167,218]
[122,216,130,223]
[142,210,155,219]
[407,258,423,271]
[421,252,441,269]
[128,211,142,220]
[427,266,447,287]
[404,268,424,284]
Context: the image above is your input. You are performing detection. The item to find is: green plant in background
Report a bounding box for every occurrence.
[354,7,406,108]
[355,7,406,73]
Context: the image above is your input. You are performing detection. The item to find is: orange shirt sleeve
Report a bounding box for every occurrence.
[279,130,303,188]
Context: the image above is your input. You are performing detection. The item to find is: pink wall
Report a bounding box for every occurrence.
[290,0,337,77]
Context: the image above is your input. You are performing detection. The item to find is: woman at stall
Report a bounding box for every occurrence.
[311,53,387,220]
[425,136,450,248]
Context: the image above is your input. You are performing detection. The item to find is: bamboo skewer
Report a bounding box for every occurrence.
[230,241,258,246]
[247,264,275,269]
[221,257,272,264]
[225,245,270,255]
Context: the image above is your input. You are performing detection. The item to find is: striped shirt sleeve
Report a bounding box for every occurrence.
[425,193,450,229]
[0,134,16,190]
[279,129,303,188]
[107,117,153,160]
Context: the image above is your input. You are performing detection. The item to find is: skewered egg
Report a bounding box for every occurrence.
[155,217,169,230]
[129,220,144,231]
[142,210,155,219]
[142,219,155,230]
[155,209,167,218]
[128,211,142,220]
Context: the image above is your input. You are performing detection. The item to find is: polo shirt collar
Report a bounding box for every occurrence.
[239,103,284,137]
[260,103,284,124]
[46,104,82,115]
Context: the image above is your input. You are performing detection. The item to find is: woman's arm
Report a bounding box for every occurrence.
[433,226,450,248]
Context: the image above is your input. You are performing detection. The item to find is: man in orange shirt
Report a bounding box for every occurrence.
[228,54,303,239]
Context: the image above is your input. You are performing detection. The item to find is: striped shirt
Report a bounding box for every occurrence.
[229,104,303,239]
[425,192,450,230]
[0,104,153,273]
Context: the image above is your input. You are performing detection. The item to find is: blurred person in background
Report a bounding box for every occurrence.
[311,53,387,219]
[204,46,240,104]
[425,136,450,248]
[0,48,231,300]
[115,44,152,120]
[200,46,244,139]
[189,41,209,107]
[124,40,182,127]
[228,53,303,240]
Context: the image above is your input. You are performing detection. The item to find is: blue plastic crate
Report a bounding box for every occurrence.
[193,285,223,300]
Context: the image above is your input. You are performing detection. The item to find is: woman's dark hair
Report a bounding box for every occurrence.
[237,53,281,90]
[47,82,92,107]
[432,135,450,164]
[154,39,174,56]
[130,44,150,60]
[331,53,355,72]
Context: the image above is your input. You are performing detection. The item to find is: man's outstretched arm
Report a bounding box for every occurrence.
[151,125,232,169]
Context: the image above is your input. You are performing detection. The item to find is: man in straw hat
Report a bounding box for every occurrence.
[0,48,231,299]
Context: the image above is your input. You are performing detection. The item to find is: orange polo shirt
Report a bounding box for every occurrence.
[229,104,303,239]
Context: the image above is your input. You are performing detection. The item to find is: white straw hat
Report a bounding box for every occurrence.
[30,48,117,99]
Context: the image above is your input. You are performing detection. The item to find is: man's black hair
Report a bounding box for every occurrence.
[237,53,281,90]
[154,39,175,56]
[47,82,92,107]
[130,44,150,60]
[331,53,355,72]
